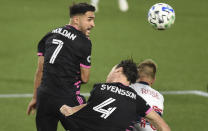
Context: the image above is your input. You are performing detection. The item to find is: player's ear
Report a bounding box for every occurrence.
[115,67,123,73]
[151,77,156,84]
[72,16,79,25]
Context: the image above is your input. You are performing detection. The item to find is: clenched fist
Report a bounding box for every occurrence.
[60,105,74,116]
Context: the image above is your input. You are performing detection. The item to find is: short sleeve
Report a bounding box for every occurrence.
[37,32,51,56]
[136,95,152,117]
[79,40,92,69]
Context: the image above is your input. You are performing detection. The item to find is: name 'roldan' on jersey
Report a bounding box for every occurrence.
[37,25,92,97]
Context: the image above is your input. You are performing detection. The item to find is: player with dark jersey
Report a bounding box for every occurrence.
[27,3,96,131]
[37,25,91,97]
[65,82,152,131]
[60,60,171,131]
[35,25,91,129]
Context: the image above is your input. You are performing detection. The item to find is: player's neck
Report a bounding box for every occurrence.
[111,78,130,86]
[68,22,80,31]
[137,78,152,86]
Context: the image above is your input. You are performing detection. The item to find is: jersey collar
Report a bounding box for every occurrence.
[65,24,87,38]
[138,81,149,85]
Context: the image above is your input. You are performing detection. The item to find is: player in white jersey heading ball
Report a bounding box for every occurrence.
[130,59,164,131]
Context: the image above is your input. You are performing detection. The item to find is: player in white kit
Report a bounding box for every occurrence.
[130,59,164,131]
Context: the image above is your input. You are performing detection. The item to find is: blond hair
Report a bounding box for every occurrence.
[137,59,157,79]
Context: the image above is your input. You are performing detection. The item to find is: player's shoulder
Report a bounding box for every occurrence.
[94,82,120,86]
[147,85,163,96]
[93,82,108,89]
[51,25,74,33]
[98,82,131,88]
[147,86,164,102]
[64,25,91,41]
[93,82,118,88]
[153,88,164,102]
[130,82,146,93]
[130,82,145,89]
[52,25,91,44]
[93,82,136,91]
[93,82,104,87]
[130,82,164,100]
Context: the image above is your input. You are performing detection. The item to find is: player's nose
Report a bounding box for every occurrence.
[91,21,95,28]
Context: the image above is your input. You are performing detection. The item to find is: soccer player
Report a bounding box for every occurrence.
[130,59,164,131]
[60,59,171,131]
[91,0,129,12]
[26,3,95,131]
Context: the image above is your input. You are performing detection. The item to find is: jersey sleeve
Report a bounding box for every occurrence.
[79,40,92,69]
[160,94,165,115]
[136,95,152,117]
[37,32,51,56]
[87,84,97,103]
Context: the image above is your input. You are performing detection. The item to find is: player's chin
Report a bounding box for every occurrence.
[85,30,91,37]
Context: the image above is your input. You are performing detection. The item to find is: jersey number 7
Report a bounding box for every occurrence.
[93,98,117,119]
[49,39,64,64]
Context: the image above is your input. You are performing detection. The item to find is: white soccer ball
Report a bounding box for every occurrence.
[148,3,175,30]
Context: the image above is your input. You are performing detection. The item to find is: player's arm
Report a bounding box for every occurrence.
[80,67,90,83]
[79,39,91,83]
[60,104,87,116]
[27,56,44,115]
[60,84,97,116]
[145,110,171,131]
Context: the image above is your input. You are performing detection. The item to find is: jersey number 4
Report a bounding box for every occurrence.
[49,39,64,64]
[93,98,117,119]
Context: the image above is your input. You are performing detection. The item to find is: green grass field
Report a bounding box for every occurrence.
[0,0,208,130]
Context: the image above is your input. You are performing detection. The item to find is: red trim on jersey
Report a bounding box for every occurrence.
[80,63,91,69]
[145,107,153,115]
[37,52,43,56]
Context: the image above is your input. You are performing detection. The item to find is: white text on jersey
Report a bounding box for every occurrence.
[52,28,77,40]
[101,84,136,99]
[141,88,159,99]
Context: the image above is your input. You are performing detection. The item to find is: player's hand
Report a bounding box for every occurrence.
[60,105,74,116]
[27,98,37,115]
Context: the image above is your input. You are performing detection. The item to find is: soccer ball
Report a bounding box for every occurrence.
[148,3,175,30]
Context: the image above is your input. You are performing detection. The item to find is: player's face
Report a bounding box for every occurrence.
[106,65,121,82]
[78,11,95,37]
[106,66,117,82]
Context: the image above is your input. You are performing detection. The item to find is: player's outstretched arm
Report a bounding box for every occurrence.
[27,56,44,115]
[145,110,171,131]
[60,104,87,116]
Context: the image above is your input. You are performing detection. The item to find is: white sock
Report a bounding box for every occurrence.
[118,0,129,12]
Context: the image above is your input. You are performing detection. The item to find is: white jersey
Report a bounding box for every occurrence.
[130,82,164,131]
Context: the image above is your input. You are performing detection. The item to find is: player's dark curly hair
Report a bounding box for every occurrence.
[116,59,139,84]
[69,3,95,17]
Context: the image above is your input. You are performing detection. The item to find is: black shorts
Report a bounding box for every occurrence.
[36,88,86,131]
